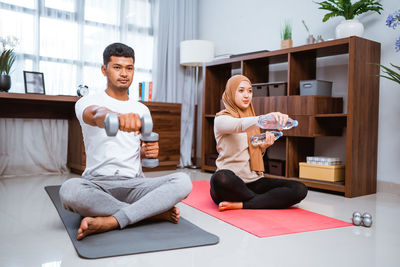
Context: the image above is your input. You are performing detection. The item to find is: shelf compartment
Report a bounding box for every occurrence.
[264,137,287,176]
[312,116,347,136]
[288,51,316,95]
[243,55,288,84]
[286,137,314,178]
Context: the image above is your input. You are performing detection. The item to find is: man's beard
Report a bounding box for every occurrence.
[116,86,129,91]
[108,79,131,91]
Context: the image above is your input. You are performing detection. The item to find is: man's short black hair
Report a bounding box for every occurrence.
[103,43,135,65]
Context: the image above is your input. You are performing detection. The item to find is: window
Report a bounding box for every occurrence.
[0,0,153,98]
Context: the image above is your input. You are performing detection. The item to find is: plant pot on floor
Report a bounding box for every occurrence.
[281,39,293,49]
[335,19,364,39]
[0,74,11,92]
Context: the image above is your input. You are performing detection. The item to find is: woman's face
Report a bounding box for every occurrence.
[234,80,253,110]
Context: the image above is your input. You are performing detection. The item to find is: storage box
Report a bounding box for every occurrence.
[268,159,285,176]
[300,80,332,96]
[299,162,344,182]
[252,83,269,97]
[268,82,287,96]
[205,153,218,167]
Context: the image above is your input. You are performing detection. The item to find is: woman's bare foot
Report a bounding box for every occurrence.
[219,201,243,211]
[148,206,180,224]
[77,216,119,240]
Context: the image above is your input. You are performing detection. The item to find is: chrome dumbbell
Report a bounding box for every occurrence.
[352,211,373,227]
[361,212,372,227]
[104,112,159,168]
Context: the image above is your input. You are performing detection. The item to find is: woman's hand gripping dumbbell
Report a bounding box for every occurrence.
[104,112,159,168]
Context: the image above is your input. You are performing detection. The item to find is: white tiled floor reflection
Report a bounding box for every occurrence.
[0,169,399,267]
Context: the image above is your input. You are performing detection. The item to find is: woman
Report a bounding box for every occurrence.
[211,74,307,211]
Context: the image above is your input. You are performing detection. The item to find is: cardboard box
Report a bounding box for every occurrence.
[299,162,345,182]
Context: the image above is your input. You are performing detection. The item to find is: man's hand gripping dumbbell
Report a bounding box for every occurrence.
[104,112,159,168]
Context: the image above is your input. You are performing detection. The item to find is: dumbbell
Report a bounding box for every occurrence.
[352,211,373,227]
[104,112,159,168]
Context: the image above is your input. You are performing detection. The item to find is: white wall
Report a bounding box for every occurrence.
[198,0,400,184]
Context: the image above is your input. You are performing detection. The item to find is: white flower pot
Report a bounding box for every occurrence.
[335,19,364,39]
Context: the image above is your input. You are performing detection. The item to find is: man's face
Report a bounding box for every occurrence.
[102,56,134,90]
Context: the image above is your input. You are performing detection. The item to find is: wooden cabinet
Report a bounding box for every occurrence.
[68,101,181,174]
[201,36,380,197]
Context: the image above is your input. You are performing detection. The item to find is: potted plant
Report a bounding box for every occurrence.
[281,21,292,49]
[314,0,383,39]
[0,36,18,92]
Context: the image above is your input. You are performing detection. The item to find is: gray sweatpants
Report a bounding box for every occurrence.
[59,172,192,228]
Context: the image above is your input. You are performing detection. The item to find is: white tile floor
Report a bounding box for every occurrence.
[0,169,399,267]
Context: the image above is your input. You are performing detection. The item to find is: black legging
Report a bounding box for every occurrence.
[210,169,308,209]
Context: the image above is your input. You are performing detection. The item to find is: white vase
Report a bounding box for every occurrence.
[335,19,364,39]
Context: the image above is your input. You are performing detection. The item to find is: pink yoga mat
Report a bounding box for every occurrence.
[182,180,352,237]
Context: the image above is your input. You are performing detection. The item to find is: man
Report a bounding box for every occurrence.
[59,43,192,240]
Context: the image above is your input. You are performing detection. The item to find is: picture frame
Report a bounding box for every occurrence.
[23,71,45,94]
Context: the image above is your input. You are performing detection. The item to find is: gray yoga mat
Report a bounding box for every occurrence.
[45,185,219,259]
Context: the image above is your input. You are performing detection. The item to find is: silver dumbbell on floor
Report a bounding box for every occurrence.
[352,211,373,227]
[104,112,159,168]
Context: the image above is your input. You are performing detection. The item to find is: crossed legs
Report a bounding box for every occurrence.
[59,172,192,239]
[210,169,307,211]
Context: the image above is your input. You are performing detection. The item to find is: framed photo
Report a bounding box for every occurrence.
[23,71,45,94]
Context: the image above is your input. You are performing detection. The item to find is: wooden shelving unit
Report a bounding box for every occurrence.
[201,36,380,197]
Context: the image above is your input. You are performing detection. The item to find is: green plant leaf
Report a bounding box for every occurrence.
[281,21,292,40]
[314,0,383,22]
[323,12,339,22]
[377,63,400,85]
[0,49,15,75]
[390,63,400,72]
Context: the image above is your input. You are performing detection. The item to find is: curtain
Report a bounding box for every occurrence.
[152,0,197,167]
[0,0,153,176]
[0,119,68,176]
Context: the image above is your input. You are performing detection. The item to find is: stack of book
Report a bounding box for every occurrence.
[138,81,153,101]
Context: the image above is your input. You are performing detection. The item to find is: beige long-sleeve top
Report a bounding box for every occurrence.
[214,115,263,183]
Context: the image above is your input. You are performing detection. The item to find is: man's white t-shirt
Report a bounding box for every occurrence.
[75,90,150,178]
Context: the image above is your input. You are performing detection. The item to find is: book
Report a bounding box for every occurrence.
[149,81,152,101]
[141,81,146,101]
[139,82,142,100]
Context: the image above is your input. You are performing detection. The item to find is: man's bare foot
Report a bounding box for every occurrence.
[148,206,180,224]
[219,201,243,211]
[77,216,119,240]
